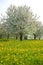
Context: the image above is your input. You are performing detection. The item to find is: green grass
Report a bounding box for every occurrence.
[0,39,43,65]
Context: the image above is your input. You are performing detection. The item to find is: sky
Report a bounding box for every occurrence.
[0,0,43,24]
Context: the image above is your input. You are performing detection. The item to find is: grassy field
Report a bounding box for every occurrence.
[0,39,43,65]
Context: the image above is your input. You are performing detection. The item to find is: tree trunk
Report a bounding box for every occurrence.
[19,27,23,41]
[16,35,18,39]
[20,34,22,41]
[24,35,27,40]
[19,31,23,41]
[39,37,40,40]
[0,34,2,39]
[7,33,9,39]
[34,36,36,40]
[33,33,36,40]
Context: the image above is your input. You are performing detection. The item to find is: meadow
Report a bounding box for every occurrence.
[0,39,43,65]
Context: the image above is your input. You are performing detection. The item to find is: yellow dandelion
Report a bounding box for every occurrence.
[23,63,24,65]
[14,57,18,62]
[2,47,4,50]
[6,57,9,61]
[1,60,3,63]
[17,62,19,64]
[20,61,22,64]
[26,54,28,57]
[7,53,10,56]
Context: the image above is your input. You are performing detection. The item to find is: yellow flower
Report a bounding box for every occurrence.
[23,63,25,65]
[14,57,18,62]
[7,53,10,56]
[6,57,9,61]
[17,62,19,64]
[2,47,4,50]
[1,60,3,63]
[20,61,22,64]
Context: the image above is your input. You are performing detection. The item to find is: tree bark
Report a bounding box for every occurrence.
[39,37,40,40]
[19,31,23,41]
[20,33,22,41]
[7,33,9,39]
[16,34,18,39]
[33,33,36,40]
[0,34,2,39]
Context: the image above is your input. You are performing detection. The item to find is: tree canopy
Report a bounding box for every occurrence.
[0,5,43,40]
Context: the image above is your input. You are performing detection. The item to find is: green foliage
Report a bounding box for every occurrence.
[0,40,43,65]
